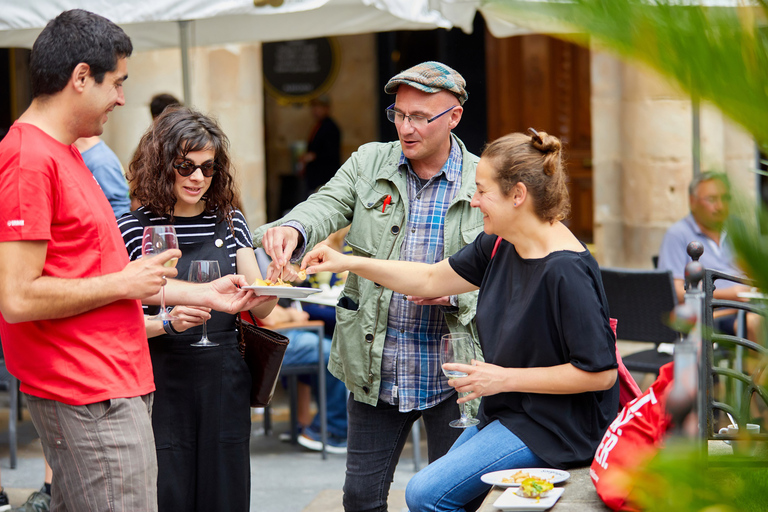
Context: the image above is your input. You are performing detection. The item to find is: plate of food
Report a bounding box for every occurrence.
[492,486,565,511]
[480,468,570,488]
[242,279,322,299]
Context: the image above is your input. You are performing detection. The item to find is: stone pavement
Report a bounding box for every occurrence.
[0,395,421,512]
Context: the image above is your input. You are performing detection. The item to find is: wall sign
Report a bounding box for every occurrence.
[263,37,339,104]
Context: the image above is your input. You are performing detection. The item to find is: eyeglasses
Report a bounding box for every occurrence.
[698,194,731,206]
[385,103,456,128]
[173,159,217,177]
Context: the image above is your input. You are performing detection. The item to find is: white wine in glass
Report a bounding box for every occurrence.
[440,333,480,428]
[141,225,179,322]
[188,260,221,347]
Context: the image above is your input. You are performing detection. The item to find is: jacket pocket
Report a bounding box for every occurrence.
[346,184,394,257]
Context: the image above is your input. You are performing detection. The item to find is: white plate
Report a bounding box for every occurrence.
[493,487,564,511]
[242,285,322,299]
[480,468,570,488]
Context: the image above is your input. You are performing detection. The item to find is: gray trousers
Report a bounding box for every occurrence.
[26,393,157,512]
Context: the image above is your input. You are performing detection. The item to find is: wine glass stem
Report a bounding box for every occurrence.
[459,392,468,420]
[202,320,208,341]
[160,283,167,314]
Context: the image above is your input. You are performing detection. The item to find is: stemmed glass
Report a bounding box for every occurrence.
[440,333,480,428]
[142,225,179,322]
[188,260,221,347]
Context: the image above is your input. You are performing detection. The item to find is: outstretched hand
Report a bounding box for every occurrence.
[407,296,452,307]
[208,274,275,312]
[261,226,301,280]
[301,243,350,275]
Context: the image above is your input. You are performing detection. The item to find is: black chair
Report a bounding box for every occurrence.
[700,268,768,449]
[600,267,679,376]
[261,320,328,459]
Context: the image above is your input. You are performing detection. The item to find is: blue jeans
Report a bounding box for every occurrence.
[405,420,547,512]
[343,393,461,512]
[281,329,348,438]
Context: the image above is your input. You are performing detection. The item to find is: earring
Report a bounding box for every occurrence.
[514,202,517,207]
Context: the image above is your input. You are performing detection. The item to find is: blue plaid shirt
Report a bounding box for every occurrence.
[379,137,463,411]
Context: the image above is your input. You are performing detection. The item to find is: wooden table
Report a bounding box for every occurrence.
[477,466,610,512]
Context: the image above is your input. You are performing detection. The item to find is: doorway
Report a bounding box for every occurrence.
[485,34,593,242]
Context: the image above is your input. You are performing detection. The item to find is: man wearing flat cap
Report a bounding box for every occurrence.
[256,61,483,511]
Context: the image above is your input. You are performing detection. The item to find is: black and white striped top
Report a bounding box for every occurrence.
[117,206,253,272]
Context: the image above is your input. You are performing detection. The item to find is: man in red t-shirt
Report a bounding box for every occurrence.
[0,10,268,512]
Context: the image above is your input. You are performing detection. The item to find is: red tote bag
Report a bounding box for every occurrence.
[590,362,674,511]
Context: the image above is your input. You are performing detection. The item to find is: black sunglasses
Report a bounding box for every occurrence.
[173,159,217,177]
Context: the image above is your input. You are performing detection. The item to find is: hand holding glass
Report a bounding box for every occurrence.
[440,333,480,428]
[142,226,178,321]
[188,260,221,347]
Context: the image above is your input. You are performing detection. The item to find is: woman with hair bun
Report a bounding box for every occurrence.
[302,129,619,511]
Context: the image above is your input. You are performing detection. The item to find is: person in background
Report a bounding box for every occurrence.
[299,94,341,197]
[256,61,484,511]
[0,476,9,511]
[150,93,181,120]
[257,300,349,454]
[119,105,276,512]
[0,11,264,511]
[74,136,130,218]
[301,129,619,511]
[657,171,759,339]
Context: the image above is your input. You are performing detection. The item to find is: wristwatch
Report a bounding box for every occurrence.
[163,320,179,336]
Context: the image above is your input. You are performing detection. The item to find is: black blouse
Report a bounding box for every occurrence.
[449,232,619,468]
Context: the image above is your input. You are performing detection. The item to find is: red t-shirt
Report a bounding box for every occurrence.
[0,123,154,405]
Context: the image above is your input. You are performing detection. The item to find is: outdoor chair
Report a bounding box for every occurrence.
[600,267,679,377]
[699,267,768,457]
[261,320,328,459]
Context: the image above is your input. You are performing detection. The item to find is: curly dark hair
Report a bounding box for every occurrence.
[128,106,240,221]
[481,129,570,224]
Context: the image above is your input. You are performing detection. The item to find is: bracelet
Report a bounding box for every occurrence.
[163,320,178,336]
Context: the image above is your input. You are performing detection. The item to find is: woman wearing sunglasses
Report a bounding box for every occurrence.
[117,106,276,512]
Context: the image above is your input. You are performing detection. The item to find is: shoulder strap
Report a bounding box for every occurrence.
[491,235,502,259]
[129,207,153,227]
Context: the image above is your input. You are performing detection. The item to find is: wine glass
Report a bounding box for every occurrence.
[142,225,179,322]
[188,260,221,347]
[440,333,480,428]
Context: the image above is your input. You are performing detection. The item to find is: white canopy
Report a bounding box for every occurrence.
[0,0,461,51]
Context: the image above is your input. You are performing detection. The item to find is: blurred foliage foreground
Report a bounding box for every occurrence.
[482,1,768,510]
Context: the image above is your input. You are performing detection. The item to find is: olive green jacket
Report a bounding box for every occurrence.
[254,135,485,406]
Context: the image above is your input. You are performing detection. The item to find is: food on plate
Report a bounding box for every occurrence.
[501,470,531,484]
[516,477,554,500]
[252,278,292,287]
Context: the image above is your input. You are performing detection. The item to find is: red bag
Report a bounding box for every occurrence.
[590,362,674,511]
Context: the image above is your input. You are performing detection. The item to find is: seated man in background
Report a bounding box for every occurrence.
[657,171,760,339]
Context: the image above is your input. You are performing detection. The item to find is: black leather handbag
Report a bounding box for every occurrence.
[236,311,289,407]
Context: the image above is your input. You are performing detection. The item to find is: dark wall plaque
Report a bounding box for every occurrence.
[263,37,339,103]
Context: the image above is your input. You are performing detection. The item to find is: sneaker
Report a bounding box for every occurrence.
[278,425,304,443]
[12,490,50,512]
[0,488,11,512]
[297,426,347,455]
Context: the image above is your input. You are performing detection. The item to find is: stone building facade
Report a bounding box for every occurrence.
[102,34,756,269]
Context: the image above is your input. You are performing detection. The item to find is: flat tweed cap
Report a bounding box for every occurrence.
[384,61,468,105]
